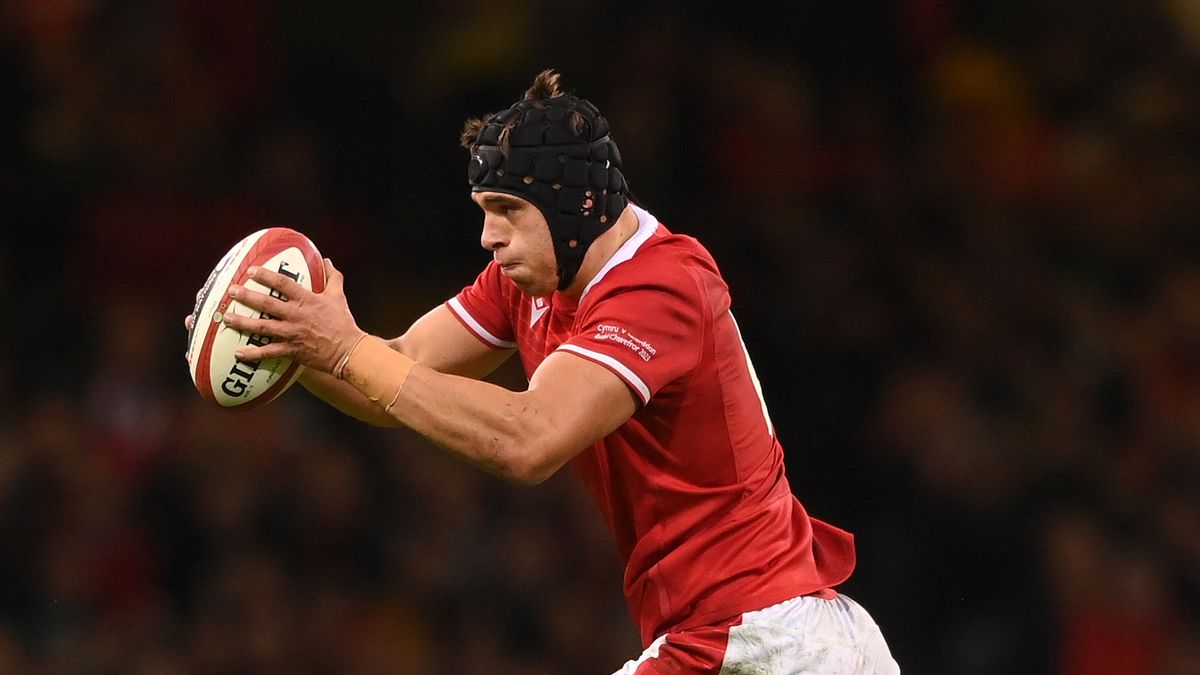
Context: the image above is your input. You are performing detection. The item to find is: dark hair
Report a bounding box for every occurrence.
[460,69,584,154]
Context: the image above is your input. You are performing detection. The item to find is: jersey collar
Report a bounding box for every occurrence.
[579,203,659,300]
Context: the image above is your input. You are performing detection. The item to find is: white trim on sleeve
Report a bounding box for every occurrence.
[447,297,517,349]
[611,634,668,675]
[557,344,651,405]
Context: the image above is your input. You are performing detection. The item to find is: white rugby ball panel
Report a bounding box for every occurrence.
[186,227,325,409]
[202,247,308,407]
[186,229,264,390]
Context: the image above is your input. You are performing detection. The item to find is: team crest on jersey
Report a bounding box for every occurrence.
[593,324,656,362]
[530,297,550,327]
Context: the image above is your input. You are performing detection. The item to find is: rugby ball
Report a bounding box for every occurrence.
[186,227,326,409]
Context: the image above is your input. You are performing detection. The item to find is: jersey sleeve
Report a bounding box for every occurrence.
[557,272,704,406]
[445,261,517,349]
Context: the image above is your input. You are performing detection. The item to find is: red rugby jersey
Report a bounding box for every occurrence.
[446,205,856,646]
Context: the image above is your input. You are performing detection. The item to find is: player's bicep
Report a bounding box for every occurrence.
[391,304,514,379]
[525,351,639,468]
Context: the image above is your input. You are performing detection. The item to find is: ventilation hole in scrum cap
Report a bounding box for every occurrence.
[599,215,608,224]
[552,183,562,190]
[523,176,534,185]
[496,168,505,176]
[568,239,579,248]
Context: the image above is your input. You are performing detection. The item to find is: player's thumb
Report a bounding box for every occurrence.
[323,258,344,294]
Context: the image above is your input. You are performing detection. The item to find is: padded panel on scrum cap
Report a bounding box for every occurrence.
[467,93,629,290]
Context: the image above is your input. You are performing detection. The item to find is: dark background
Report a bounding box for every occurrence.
[2,1,1200,673]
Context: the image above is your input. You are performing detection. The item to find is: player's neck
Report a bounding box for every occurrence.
[561,206,640,299]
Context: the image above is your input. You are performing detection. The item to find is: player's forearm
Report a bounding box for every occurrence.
[385,364,565,484]
[338,336,562,483]
[299,368,402,427]
[299,329,513,432]
[298,336,413,427]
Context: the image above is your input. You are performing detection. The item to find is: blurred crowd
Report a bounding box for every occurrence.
[3,0,1200,673]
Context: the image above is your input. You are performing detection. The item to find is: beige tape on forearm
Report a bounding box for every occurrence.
[338,335,414,411]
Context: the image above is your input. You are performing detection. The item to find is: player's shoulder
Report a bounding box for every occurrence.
[644,229,718,271]
[456,258,523,320]
[475,258,520,298]
[582,205,726,305]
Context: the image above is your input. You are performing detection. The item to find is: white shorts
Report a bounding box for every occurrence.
[612,592,900,674]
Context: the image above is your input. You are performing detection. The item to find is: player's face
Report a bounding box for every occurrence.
[472,191,559,296]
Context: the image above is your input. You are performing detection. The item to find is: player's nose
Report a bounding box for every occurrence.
[480,213,508,251]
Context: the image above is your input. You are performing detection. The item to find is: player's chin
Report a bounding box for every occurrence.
[505,268,555,295]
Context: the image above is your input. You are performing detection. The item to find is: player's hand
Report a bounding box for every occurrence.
[221,258,366,374]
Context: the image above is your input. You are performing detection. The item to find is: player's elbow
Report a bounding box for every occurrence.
[493,425,576,485]
[490,396,582,485]
[501,441,565,486]
[503,465,551,486]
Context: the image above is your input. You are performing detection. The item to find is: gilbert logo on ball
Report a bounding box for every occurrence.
[186,227,326,408]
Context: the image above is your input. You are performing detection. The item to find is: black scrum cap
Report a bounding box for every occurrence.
[467,94,629,290]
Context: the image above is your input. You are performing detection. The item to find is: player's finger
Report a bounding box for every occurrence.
[184,314,195,331]
[319,258,338,293]
[221,311,287,340]
[321,254,350,291]
[234,342,292,363]
[228,284,290,318]
[246,266,308,302]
